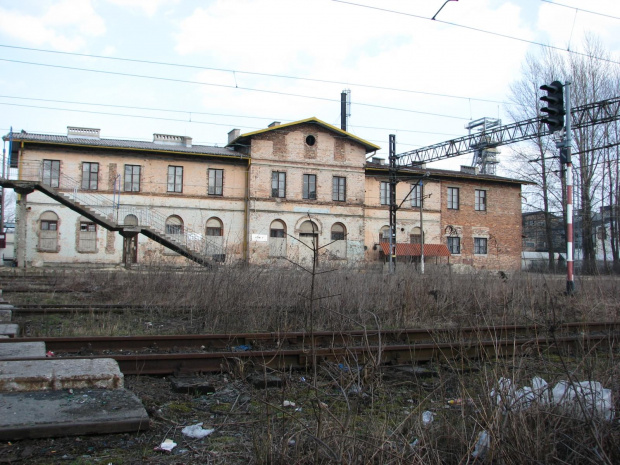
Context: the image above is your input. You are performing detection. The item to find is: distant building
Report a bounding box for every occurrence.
[2,119,527,270]
[522,211,566,253]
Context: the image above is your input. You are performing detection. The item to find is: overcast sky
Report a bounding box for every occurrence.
[0,0,618,170]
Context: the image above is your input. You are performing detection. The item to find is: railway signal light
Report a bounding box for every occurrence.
[540,81,565,133]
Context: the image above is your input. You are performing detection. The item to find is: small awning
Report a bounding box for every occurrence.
[379,243,451,257]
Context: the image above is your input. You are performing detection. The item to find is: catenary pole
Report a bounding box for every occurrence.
[564,81,574,294]
[389,135,397,273]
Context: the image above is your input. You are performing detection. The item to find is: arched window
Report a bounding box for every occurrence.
[205,217,224,259]
[78,216,97,252]
[39,211,59,252]
[299,220,319,264]
[165,215,184,236]
[330,223,347,258]
[379,225,391,243]
[123,214,138,226]
[269,220,287,257]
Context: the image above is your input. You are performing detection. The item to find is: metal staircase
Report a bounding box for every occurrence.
[1,161,222,266]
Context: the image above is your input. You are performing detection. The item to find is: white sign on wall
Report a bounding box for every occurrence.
[252,234,268,242]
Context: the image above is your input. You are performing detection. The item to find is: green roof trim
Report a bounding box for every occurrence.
[229,117,380,153]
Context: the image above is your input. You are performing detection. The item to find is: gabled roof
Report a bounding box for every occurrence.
[228,117,380,153]
[3,130,243,159]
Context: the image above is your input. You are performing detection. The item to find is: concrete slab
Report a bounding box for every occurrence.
[0,342,46,360]
[0,358,124,392]
[0,324,18,337]
[0,310,12,322]
[0,388,149,440]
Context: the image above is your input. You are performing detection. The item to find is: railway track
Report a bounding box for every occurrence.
[3,322,618,375]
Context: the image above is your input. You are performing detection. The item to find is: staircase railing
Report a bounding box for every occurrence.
[10,161,224,262]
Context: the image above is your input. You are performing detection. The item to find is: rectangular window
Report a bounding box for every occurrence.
[448,187,459,210]
[411,184,421,208]
[410,234,422,244]
[447,237,460,254]
[167,166,183,193]
[42,160,60,188]
[78,222,96,252]
[41,220,57,231]
[208,169,223,196]
[333,176,346,202]
[303,174,317,200]
[81,162,99,190]
[475,189,487,211]
[380,182,390,205]
[474,238,488,254]
[271,172,286,198]
[124,165,141,192]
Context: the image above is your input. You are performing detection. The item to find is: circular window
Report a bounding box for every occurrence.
[306,135,316,146]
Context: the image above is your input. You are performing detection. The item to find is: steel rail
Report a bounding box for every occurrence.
[6,321,619,352]
[3,333,614,375]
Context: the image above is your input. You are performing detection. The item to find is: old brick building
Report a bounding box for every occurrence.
[2,118,526,270]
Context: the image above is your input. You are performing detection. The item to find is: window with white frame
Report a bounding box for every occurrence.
[208,168,223,196]
[124,165,141,192]
[42,160,60,188]
[81,162,98,190]
[333,176,346,202]
[167,166,183,193]
[411,183,421,207]
[303,174,317,200]
[447,187,459,210]
[475,189,487,211]
[271,171,286,198]
[380,182,390,205]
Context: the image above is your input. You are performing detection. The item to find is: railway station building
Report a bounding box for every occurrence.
[1,118,526,271]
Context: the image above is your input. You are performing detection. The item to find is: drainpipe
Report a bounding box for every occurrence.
[244,158,251,263]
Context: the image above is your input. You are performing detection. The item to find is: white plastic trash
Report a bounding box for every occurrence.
[157,439,177,452]
[182,423,215,439]
[471,430,489,459]
[422,410,435,425]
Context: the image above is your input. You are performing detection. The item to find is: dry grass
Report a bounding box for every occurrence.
[3,265,619,463]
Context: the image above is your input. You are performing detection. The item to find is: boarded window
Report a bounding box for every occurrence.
[269,220,286,257]
[39,211,59,251]
[330,223,346,258]
[206,217,224,258]
[78,221,96,252]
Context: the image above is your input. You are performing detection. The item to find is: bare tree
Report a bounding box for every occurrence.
[508,35,620,274]
[507,52,565,270]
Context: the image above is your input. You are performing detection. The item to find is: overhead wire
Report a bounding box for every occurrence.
[0,95,464,137]
[332,0,620,65]
[538,0,620,21]
[0,44,511,106]
[0,58,471,120]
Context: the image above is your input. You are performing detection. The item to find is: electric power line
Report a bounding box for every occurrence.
[332,0,620,66]
[0,44,512,106]
[0,58,471,121]
[0,95,464,138]
[539,0,620,21]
